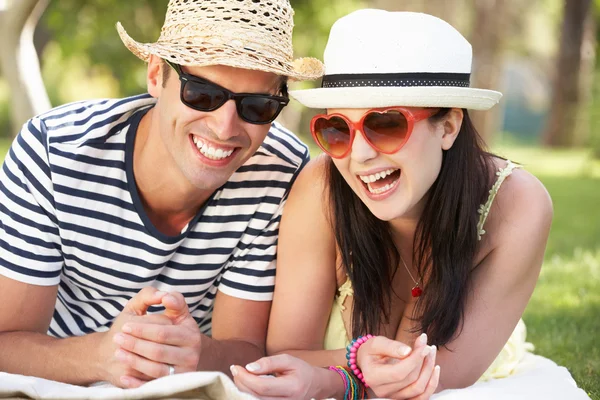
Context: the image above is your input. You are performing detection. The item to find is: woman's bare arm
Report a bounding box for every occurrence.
[265,156,344,366]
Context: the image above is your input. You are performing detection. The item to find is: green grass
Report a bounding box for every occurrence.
[1,138,598,397]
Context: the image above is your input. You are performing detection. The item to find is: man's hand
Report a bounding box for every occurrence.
[112,291,203,388]
[97,287,171,387]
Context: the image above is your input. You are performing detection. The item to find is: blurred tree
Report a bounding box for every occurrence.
[469,0,509,144]
[575,2,597,147]
[41,0,168,98]
[0,0,51,135]
[543,0,593,147]
[590,0,600,158]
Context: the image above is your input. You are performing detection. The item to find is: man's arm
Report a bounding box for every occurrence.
[0,117,109,384]
[0,276,106,384]
[0,277,173,386]
[200,290,271,372]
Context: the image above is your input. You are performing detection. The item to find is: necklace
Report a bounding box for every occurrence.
[400,254,423,297]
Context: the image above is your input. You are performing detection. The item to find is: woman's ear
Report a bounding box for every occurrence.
[147,55,165,98]
[441,108,464,150]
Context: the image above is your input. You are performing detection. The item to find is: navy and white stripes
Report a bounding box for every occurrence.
[0,94,309,338]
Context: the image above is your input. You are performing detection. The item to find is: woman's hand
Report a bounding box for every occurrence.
[231,354,343,400]
[358,334,440,399]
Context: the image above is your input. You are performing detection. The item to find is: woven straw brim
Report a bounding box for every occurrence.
[117,23,323,82]
[289,86,502,110]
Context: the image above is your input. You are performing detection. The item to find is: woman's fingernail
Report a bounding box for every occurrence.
[155,291,167,298]
[419,333,428,345]
[121,324,132,334]
[230,365,238,377]
[245,362,260,372]
[398,346,412,357]
[421,345,431,357]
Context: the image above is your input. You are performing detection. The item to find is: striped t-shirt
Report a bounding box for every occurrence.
[0,94,309,337]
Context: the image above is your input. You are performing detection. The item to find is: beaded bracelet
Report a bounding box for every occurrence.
[328,365,366,400]
[346,334,374,387]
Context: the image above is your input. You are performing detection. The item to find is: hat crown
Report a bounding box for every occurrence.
[116,0,324,80]
[159,0,295,60]
[324,10,472,75]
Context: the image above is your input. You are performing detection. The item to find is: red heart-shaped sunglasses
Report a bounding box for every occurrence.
[310,107,439,158]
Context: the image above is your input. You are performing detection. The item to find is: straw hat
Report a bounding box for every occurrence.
[116,0,324,81]
[290,9,502,110]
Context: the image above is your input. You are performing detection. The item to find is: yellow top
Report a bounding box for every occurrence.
[323,160,533,380]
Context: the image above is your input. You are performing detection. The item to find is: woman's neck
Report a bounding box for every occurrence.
[388,217,419,255]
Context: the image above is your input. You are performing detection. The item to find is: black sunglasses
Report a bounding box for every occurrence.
[165,60,289,125]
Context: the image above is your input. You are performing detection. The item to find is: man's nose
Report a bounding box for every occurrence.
[205,100,240,141]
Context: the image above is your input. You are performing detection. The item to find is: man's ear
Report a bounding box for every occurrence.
[441,108,464,150]
[147,55,164,98]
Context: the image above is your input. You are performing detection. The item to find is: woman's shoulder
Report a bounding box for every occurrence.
[288,154,331,206]
[492,158,552,212]
[484,157,553,244]
[283,154,333,224]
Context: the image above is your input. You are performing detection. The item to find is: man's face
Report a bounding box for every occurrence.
[147,56,283,193]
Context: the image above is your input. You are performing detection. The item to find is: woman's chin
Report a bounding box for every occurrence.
[366,205,405,222]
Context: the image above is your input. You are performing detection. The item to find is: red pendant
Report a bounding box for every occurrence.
[411,285,423,297]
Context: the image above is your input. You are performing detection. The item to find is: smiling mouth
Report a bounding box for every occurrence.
[191,135,237,161]
[358,168,401,195]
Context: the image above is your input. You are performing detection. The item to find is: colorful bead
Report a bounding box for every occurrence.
[346,334,374,388]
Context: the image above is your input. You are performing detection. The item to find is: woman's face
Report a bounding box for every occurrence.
[329,107,462,222]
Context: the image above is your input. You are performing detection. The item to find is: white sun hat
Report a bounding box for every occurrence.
[290,9,502,109]
[117,0,324,81]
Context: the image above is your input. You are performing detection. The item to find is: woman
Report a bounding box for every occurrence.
[230,10,587,400]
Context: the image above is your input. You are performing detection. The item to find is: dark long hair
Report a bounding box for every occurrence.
[327,109,494,346]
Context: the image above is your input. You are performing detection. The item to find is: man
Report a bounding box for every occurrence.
[0,0,323,389]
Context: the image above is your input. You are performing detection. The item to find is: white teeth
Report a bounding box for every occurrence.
[367,181,397,194]
[359,168,398,184]
[193,136,234,160]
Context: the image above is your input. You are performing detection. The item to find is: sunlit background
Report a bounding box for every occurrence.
[0,0,598,398]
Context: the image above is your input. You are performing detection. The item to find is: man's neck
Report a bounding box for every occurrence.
[132,108,212,236]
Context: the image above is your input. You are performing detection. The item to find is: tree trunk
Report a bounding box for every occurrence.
[469,0,508,145]
[542,0,593,147]
[0,0,51,137]
[572,6,596,147]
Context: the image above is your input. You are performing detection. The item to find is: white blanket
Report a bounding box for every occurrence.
[0,354,590,400]
[0,371,255,400]
[431,354,590,399]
